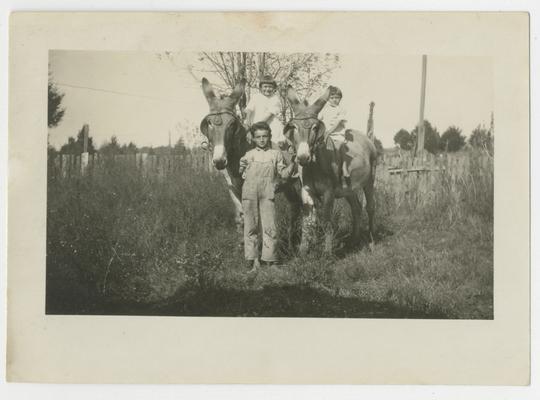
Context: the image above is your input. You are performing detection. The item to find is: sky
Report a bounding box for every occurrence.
[48,51,493,149]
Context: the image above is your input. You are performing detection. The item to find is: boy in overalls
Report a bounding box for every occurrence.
[320,86,351,189]
[239,121,294,271]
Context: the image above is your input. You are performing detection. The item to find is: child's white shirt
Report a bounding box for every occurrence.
[320,103,347,140]
[245,92,285,143]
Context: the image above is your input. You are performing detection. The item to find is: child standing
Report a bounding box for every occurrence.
[244,75,287,149]
[320,86,351,189]
[239,121,294,271]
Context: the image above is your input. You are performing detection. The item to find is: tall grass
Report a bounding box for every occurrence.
[47,152,493,318]
[47,159,240,310]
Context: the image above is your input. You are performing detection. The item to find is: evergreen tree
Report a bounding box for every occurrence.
[440,126,466,152]
[393,129,413,150]
[48,78,66,128]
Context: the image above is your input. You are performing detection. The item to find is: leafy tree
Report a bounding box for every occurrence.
[393,129,413,150]
[139,146,155,155]
[48,78,66,128]
[469,124,493,154]
[120,142,138,155]
[99,136,122,155]
[163,51,339,122]
[440,125,466,152]
[411,119,441,154]
[59,126,96,154]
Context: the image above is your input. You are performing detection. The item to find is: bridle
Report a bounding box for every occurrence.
[201,110,243,152]
[205,109,239,121]
[287,115,326,156]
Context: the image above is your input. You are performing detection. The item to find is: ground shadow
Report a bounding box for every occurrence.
[47,284,445,319]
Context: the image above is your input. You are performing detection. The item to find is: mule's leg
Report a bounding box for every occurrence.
[281,183,302,253]
[231,190,244,235]
[346,191,363,247]
[365,180,376,248]
[288,198,302,252]
[299,204,315,256]
[221,169,244,236]
[321,190,336,254]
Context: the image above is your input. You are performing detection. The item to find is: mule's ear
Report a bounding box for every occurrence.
[202,78,217,105]
[308,87,330,115]
[230,79,246,102]
[286,86,302,113]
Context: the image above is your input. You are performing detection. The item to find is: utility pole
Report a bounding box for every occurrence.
[366,101,375,141]
[81,123,89,175]
[415,55,427,158]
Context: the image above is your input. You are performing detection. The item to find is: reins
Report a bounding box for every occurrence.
[202,110,245,153]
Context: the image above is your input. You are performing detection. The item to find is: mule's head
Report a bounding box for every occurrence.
[200,78,246,170]
[284,87,330,166]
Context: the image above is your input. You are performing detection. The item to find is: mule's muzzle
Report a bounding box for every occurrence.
[297,153,311,166]
[213,158,228,170]
[296,142,311,166]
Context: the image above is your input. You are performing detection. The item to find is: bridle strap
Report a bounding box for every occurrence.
[202,110,244,153]
[288,115,325,154]
[205,110,240,121]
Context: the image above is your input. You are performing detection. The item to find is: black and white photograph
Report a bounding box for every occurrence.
[46,50,494,319]
[7,11,530,386]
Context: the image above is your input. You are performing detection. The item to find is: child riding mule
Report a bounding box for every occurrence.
[283,86,377,253]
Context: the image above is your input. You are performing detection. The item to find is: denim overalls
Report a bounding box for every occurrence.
[241,148,282,262]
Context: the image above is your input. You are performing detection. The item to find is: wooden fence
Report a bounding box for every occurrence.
[375,150,493,205]
[48,149,493,203]
[48,150,214,179]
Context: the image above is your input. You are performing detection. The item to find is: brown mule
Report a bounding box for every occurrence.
[283,86,377,254]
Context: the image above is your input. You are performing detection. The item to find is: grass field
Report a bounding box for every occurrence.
[46,152,493,319]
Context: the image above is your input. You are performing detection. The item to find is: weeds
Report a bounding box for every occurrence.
[47,151,493,318]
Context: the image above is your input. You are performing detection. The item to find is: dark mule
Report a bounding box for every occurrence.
[284,87,377,254]
[199,78,251,234]
[200,78,303,249]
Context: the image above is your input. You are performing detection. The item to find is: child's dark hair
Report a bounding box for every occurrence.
[329,86,343,99]
[250,121,272,137]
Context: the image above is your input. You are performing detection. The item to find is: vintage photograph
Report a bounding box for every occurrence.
[46,50,494,318]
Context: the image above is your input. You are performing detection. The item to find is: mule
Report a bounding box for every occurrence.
[284,86,377,254]
[199,78,304,250]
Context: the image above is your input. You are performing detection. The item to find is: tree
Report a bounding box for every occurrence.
[440,125,466,152]
[99,136,121,155]
[120,142,138,155]
[393,129,413,150]
[164,51,340,122]
[469,124,493,154]
[411,119,441,154]
[48,77,65,128]
[59,126,96,154]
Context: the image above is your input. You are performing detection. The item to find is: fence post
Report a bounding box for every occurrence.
[61,154,69,178]
[81,152,89,175]
[141,153,149,177]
